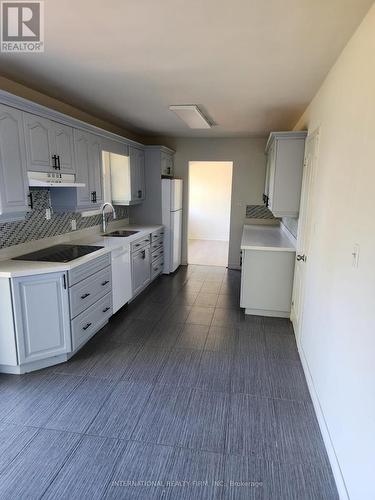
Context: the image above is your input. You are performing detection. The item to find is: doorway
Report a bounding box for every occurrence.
[188,161,233,266]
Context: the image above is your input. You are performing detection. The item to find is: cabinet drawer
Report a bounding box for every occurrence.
[68,253,111,286]
[69,266,112,318]
[151,247,164,263]
[151,256,164,280]
[71,293,112,351]
[151,228,164,242]
[131,235,151,253]
[150,239,163,252]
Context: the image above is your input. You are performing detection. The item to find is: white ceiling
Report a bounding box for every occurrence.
[0,0,372,137]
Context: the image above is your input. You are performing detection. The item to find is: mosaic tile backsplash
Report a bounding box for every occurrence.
[0,189,129,249]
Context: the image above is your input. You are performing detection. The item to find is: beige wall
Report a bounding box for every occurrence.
[0,76,143,142]
[151,137,267,268]
[188,161,233,242]
[292,5,375,499]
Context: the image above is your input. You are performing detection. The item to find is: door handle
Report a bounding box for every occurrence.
[296,254,307,262]
[138,190,142,198]
[101,280,110,286]
[141,250,146,259]
[102,307,110,313]
[81,293,90,299]
[52,155,58,169]
[82,322,92,331]
[57,155,61,170]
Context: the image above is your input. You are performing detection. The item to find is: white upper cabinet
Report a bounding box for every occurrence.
[0,104,30,221]
[264,131,307,218]
[23,112,75,173]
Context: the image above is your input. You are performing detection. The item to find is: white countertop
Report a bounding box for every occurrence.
[0,224,163,278]
[241,224,296,252]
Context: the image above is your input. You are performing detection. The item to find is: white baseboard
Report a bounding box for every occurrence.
[297,340,350,500]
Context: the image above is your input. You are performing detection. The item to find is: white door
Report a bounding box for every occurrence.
[171,179,183,211]
[171,209,182,272]
[291,129,319,339]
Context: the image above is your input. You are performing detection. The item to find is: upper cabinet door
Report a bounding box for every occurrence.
[74,129,91,206]
[130,146,145,203]
[23,112,54,172]
[0,105,29,219]
[52,122,75,173]
[89,134,103,205]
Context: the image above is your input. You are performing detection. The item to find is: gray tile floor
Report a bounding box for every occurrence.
[0,265,338,499]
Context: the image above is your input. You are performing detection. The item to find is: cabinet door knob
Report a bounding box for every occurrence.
[296,254,306,262]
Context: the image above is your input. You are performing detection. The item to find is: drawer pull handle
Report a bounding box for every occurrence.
[82,322,92,331]
[81,293,90,299]
[135,243,140,247]
[102,307,110,313]
[101,280,110,286]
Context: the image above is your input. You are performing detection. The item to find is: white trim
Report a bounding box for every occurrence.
[297,339,350,500]
[0,89,144,149]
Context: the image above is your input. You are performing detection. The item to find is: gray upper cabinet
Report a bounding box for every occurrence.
[130,146,145,203]
[50,130,103,211]
[24,112,76,173]
[0,104,30,221]
[264,131,307,218]
[23,112,53,172]
[51,122,75,173]
[11,272,71,364]
[161,150,174,177]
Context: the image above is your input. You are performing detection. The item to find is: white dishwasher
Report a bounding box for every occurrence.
[111,245,132,313]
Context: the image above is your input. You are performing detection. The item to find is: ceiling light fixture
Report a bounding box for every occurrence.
[169,105,211,129]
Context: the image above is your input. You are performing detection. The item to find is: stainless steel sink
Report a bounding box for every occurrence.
[103,230,139,237]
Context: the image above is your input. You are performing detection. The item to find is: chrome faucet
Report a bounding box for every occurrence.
[101,202,117,234]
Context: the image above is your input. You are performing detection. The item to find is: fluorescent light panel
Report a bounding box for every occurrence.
[169,105,211,129]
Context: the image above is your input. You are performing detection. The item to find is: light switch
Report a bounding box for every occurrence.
[45,208,51,220]
[352,244,360,268]
[71,219,77,231]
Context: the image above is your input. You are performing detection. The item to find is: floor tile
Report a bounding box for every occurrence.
[201,282,222,293]
[236,329,266,357]
[224,455,338,500]
[272,398,330,466]
[231,355,269,397]
[173,289,199,306]
[43,435,126,500]
[264,333,299,361]
[0,423,38,474]
[175,324,210,350]
[194,292,219,307]
[227,393,275,459]
[165,447,224,500]
[107,441,174,499]
[122,346,169,383]
[106,318,155,346]
[163,304,192,324]
[196,351,233,393]
[216,293,239,309]
[183,280,204,292]
[205,325,238,352]
[267,359,311,402]
[44,377,115,433]
[133,385,229,453]
[156,349,202,388]
[262,317,294,335]
[212,308,240,327]
[3,373,83,427]
[186,306,215,326]
[87,381,153,439]
[0,429,80,499]
[87,342,140,380]
[144,321,184,349]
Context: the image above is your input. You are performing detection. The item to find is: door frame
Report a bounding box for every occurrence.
[291,127,320,341]
[187,160,234,267]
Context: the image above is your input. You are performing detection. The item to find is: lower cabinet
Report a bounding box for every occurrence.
[131,246,151,297]
[12,272,71,364]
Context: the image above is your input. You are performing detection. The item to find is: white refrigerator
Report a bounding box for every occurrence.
[162,179,183,273]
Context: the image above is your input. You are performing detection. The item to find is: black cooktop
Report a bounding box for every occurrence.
[12,244,104,263]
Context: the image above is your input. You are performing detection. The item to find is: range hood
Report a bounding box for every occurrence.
[28,172,85,188]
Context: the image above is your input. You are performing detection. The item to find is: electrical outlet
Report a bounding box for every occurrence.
[352,244,360,268]
[71,219,77,231]
[45,208,51,220]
